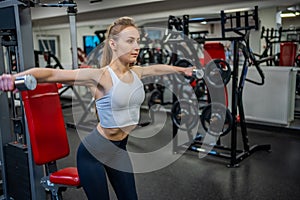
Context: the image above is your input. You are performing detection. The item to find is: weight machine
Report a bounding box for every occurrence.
[277,27,299,67]
[254,26,282,66]
[258,26,300,99]
[0,1,80,199]
[33,1,96,132]
[256,26,300,66]
[170,6,271,167]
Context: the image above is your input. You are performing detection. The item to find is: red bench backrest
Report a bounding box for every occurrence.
[21,83,69,165]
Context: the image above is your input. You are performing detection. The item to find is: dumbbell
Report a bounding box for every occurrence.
[15,75,37,91]
[175,58,231,84]
[174,58,204,80]
[0,74,37,95]
[192,68,205,79]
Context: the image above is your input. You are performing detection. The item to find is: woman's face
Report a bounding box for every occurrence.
[111,26,140,64]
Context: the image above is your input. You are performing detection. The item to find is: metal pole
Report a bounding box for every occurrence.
[0,35,12,200]
[68,4,78,69]
[15,4,46,200]
[37,0,78,69]
[229,39,239,167]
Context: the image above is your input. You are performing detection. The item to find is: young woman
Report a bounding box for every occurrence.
[0,17,194,200]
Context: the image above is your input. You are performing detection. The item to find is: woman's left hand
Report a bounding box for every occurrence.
[182,66,196,77]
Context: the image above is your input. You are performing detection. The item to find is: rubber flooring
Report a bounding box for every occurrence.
[57,108,300,200]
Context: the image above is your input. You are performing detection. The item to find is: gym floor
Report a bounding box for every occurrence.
[56,101,300,200]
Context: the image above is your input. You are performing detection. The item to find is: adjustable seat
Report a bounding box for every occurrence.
[21,83,80,200]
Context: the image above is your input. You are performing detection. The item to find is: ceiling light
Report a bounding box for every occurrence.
[224,7,252,13]
[280,12,296,18]
[189,17,205,22]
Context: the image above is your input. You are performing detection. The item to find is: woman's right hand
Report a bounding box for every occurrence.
[0,74,15,92]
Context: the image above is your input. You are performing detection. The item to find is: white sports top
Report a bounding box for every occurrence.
[95,66,145,128]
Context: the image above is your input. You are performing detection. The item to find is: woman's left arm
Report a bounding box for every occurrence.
[132,64,195,79]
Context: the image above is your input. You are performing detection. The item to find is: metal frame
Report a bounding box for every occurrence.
[0,1,46,199]
[0,1,79,199]
[170,6,271,167]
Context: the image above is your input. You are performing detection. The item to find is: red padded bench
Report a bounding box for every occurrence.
[21,83,80,199]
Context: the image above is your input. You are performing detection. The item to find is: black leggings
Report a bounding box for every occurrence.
[76,128,138,200]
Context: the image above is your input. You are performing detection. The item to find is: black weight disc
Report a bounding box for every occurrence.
[171,99,198,131]
[205,59,231,87]
[200,103,233,137]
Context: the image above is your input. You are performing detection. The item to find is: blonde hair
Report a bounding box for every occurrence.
[101,17,138,68]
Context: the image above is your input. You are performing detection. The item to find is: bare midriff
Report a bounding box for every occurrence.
[97,124,136,141]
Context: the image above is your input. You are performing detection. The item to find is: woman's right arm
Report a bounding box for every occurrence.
[15,68,75,83]
[0,67,103,91]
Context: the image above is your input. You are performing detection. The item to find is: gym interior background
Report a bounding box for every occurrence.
[1,0,300,199]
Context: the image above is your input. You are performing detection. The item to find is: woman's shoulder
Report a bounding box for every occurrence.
[83,66,109,74]
[130,66,143,79]
[77,66,110,82]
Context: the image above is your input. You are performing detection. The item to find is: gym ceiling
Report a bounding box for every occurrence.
[31,0,300,29]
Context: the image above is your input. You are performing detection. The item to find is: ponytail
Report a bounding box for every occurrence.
[100,39,112,68]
